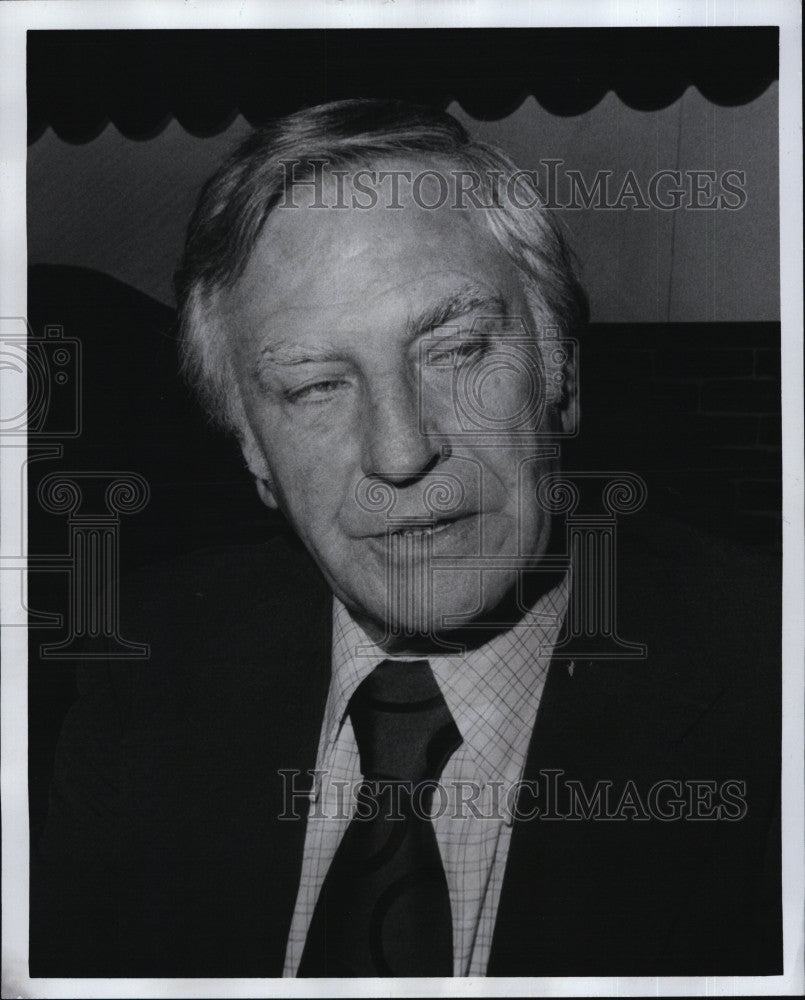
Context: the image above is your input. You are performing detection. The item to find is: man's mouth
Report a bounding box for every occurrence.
[425,518,457,535]
[361,512,480,543]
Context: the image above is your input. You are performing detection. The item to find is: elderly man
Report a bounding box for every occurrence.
[31,100,780,979]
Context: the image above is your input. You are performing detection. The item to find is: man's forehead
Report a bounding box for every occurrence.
[259,167,500,265]
[222,168,519,336]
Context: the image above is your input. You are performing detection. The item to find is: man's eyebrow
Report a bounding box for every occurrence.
[253,286,506,375]
[255,340,344,370]
[406,286,507,339]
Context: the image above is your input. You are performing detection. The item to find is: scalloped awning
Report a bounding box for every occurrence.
[27,27,778,145]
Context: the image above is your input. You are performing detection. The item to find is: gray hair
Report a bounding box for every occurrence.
[175,98,587,439]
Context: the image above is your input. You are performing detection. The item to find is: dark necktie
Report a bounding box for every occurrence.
[297,658,463,977]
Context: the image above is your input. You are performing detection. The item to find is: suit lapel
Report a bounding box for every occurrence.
[488,538,724,975]
[140,537,336,976]
[211,543,335,975]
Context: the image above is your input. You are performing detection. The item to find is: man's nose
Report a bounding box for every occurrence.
[360,377,442,484]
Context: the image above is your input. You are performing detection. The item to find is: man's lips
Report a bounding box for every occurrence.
[354,511,480,541]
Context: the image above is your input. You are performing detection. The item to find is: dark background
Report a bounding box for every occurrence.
[28,28,777,142]
[27,28,781,843]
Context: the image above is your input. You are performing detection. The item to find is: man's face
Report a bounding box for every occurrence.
[222,165,572,647]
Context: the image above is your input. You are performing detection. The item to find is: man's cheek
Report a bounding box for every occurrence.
[486,369,541,426]
[283,468,347,531]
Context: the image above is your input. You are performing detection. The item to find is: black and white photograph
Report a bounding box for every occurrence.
[1,1,802,996]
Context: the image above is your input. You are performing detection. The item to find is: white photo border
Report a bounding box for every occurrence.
[2,2,802,997]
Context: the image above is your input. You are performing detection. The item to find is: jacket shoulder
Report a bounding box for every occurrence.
[95,532,332,730]
[620,511,780,642]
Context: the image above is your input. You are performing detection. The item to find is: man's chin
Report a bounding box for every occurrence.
[346,574,518,653]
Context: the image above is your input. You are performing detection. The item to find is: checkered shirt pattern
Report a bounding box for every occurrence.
[282,574,569,977]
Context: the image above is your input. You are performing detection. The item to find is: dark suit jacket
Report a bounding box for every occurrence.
[30,513,782,978]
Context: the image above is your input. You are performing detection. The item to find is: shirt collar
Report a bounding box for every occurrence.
[327,575,569,787]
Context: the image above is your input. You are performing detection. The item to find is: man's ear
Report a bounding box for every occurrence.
[239,427,279,510]
[254,477,278,509]
[542,338,579,435]
[558,341,579,435]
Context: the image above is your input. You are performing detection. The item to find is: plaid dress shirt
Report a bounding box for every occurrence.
[283,574,569,977]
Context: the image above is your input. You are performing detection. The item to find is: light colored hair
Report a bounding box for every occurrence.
[175,98,587,439]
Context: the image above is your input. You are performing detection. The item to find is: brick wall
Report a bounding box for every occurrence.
[572,323,781,549]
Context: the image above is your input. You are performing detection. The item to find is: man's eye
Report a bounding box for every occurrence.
[286,379,348,402]
[426,341,487,366]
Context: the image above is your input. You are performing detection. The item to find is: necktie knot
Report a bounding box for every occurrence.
[349,659,462,785]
